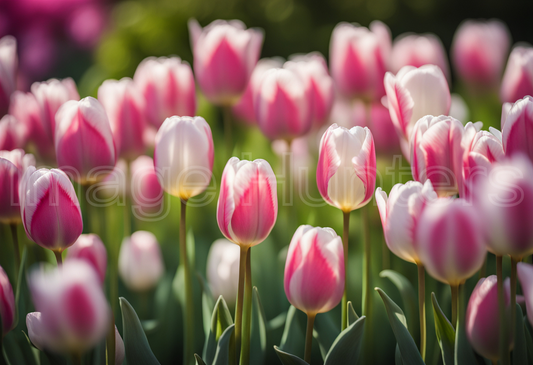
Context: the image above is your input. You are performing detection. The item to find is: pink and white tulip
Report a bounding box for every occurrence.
[207,238,240,306]
[133,56,196,128]
[55,97,116,185]
[517,263,533,326]
[501,96,533,162]
[317,124,376,213]
[500,44,533,103]
[154,116,213,200]
[130,155,163,215]
[188,19,263,106]
[0,36,17,116]
[20,167,83,252]
[375,180,437,264]
[0,266,15,336]
[66,234,107,285]
[284,225,344,315]
[118,231,164,291]
[0,115,26,151]
[217,158,277,247]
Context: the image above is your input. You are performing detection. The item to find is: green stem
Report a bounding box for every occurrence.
[304,313,316,364]
[417,264,426,361]
[180,199,194,365]
[123,162,132,237]
[362,207,371,317]
[497,255,510,365]
[235,245,248,363]
[284,140,293,208]
[72,353,82,365]
[451,285,458,329]
[240,248,252,365]
[478,254,487,280]
[511,257,518,341]
[341,211,349,331]
[223,106,233,158]
[54,251,63,266]
[9,224,20,278]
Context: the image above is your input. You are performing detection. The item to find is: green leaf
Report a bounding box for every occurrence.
[212,324,235,365]
[279,306,304,356]
[267,312,287,332]
[513,304,528,365]
[203,296,234,365]
[431,293,455,365]
[195,354,207,365]
[375,288,424,365]
[120,297,161,365]
[314,312,339,360]
[324,316,366,365]
[250,287,267,365]
[347,301,359,325]
[13,249,28,329]
[454,286,477,365]
[273,346,308,365]
[198,273,215,337]
[380,270,417,337]
[395,344,403,365]
[525,319,533,363]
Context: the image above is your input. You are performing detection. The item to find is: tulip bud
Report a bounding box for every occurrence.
[130,155,163,216]
[67,234,107,284]
[410,115,466,197]
[118,231,164,291]
[188,18,263,106]
[98,159,127,200]
[217,157,277,247]
[452,19,511,88]
[207,239,240,306]
[115,326,125,365]
[55,97,116,185]
[0,115,26,151]
[0,266,15,336]
[28,260,110,354]
[317,124,376,213]
[330,21,390,101]
[20,167,83,252]
[466,276,512,361]
[133,56,196,128]
[284,225,344,314]
[500,44,533,103]
[0,36,17,116]
[375,180,437,264]
[98,78,146,160]
[417,198,486,286]
[517,263,533,327]
[154,116,213,200]
[500,96,533,162]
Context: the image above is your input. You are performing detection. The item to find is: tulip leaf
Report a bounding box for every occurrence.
[454,286,477,365]
[380,270,417,337]
[119,297,161,365]
[198,273,215,337]
[348,301,359,325]
[203,295,234,365]
[525,319,533,363]
[324,315,366,365]
[513,304,528,365]
[376,288,424,365]
[195,354,207,365]
[250,287,267,365]
[273,346,308,365]
[431,293,455,365]
[279,306,305,356]
[314,312,339,360]
[267,312,287,332]
[212,324,235,365]
[13,248,28,329]
[395,344,403,365]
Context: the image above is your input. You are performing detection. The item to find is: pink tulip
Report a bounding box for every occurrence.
[500,44,533,103]
[317,124,376,213]
[254,67,312,140]
[28,260,110,354]
[66,234,107,285]
[410,115,465,197]
[417,198,486,286]
[217,157,277,247]
[130,155,163,215]
[384,65,451,157]
[0,266,15,336]
[154,116,213,200]
[466,276,512,362]
[98,78,146,160]
[0,115,26,151]
[55,97,116,185]
[284,225,344,314]
[375,180,437,264]
[118,231,164,291]
[452,19,511,88]
[330,21,391,101]
[517,263,533,326]
[500,96,533,161]
[0,36,17,116]
[272,137,311,192]
[207,238,240,306]
[188,18,263,106]
[20,167,83,252]
[134,56,197,128]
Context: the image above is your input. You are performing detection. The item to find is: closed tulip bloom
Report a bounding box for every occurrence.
[0,115,26,151]
[500,45,533,103]
[98,159,127,200]
[452,19,511,88]
[254,68,312,140]
[517,263,533,326]
[317,124,376,213]
[217,157,277,247]
[466,276,512,361]
[154,116,213,200]
[20,167,83,252]
[66,234,107,285]
[28,260,110,354]
[118,231,164,291]
[375,180,437,264]
[130,155,163,214]
[0,266,15,336]
[501,96,533,161]
[284,225,344,314]
[55,97,116,185]
[207,239,240,306]
[330,21,390,101]
[98,78,146,160]
[417,198,486,286]
[188,18,263,106]
[410,115,466,197]
[134,56,196,128]
[0,36,17,116]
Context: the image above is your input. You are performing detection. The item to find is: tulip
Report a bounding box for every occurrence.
[330,21,390,101]
[133,56,196,128]
[66,234,107,285]
[0,115,26,151]
[466,276,512,362]
[0,36,17,116]
[20,167,83,255]
[384,65,451,157]
[500,44,533,103]
[0,266,15,336]
[452,19,511,88]
[130,155,163,216]
[154,116,213,201]
[98,78,146,160]
[28,260,110,355]
[188,19,263,106]
[55,97,116,185]
[517,263,533,326]
[206,238,240,306]
[410,115,466,197]
[98,158,127,201]
[500,96,533,161]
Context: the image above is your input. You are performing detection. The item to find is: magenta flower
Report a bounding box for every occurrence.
[130,155,163,215]
[66,234,108,285]
[0,266,15,336]
[0,36,17,116]
[501,95,533,162]
[0,115,26,151]
[517,263,533,327]
[500,44,533,103]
